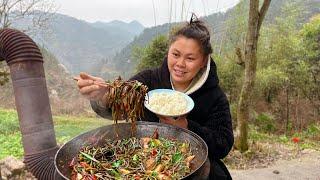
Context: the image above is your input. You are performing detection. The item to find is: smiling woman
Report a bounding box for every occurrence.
[77,14,234,179]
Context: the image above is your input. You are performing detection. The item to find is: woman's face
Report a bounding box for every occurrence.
[167,36,207,90]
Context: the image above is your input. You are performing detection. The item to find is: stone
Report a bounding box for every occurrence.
[301,149,316,154]
[273,170,280,174]
[0,156,26,179]
[1,166,11,179]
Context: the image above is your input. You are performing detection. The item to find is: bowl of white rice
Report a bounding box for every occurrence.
[144,89,194,117]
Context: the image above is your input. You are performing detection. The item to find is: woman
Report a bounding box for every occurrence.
[77,15,234,180]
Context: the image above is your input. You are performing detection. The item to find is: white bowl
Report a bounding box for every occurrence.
[144,89,194,118]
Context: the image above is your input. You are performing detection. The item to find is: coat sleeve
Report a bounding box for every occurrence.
[90,100,113,119]
[91,70,154,119]
[187,87,234,160]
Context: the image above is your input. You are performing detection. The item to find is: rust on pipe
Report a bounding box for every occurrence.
[0,28,59,179]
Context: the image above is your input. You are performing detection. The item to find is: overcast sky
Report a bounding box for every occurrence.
[54,0,240,27]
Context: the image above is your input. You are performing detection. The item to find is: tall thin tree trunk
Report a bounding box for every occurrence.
[286,84,290,135]
[235,0,271,152]
[218,33,224,56]
[295,94,299,131]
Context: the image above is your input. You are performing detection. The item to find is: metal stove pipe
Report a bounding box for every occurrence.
[0,28,59,179]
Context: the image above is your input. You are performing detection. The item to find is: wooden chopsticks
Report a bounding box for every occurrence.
[73,77,110,87]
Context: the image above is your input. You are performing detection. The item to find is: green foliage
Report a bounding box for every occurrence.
[0,108,111,159]
[301,14,320,60]
[212,0,248,103]
[305,123,320,138]
[249,126,271,142]
[224,0,248,53]
[254,112,276,133]
[133,35,168,72]
[255,66,287,103]
[114,24,173,75]
[214,55,243,103]
[0,109,23,158]
[0,134,23,159]
[249,123,320,150]
[53,115,111,144]
[254,1,319,120]
[0,109,20,134]
[300,14,320,107]
[278,135,289,143]
[257,1,303,72]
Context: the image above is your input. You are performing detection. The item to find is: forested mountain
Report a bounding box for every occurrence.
[92,20,144,38]
[13,13,144,75]
[111,0,320,77]
[111,0,320,134]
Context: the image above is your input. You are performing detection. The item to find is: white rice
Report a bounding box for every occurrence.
[146,92,188,116]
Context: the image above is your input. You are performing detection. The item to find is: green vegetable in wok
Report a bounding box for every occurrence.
[70,133,195,180]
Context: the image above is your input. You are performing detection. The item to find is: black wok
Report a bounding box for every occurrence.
[54,121,209,179]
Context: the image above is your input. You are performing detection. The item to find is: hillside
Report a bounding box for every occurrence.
[0,47,92,115]
[111,0,320,77]
[13,13,145,75]
[92,20,144,38]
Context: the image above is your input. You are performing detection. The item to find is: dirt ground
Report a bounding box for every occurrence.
[230,150,320,180]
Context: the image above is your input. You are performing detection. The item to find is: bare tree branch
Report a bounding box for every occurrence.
[8,0,21,11]
[0,0,56,85]
[0,0,56,31]
[257,0,271,32]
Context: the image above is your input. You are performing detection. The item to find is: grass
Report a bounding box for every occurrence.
[249,125,320,150]
[0,108,112,159]
[224,124,320,169]
[1,107,319,166]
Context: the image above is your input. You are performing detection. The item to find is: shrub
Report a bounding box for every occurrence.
[305,123,320,139]
[254,112,276,133]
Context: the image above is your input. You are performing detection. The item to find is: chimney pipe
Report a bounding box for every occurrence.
[0,28,59,179]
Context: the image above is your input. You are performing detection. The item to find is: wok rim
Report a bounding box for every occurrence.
[54,121,208,179]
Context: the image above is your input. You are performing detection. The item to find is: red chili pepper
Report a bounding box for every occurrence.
[69,157,76,167]
[292,137,300,143]
[70,172,77,180]
[91,175,97,180]
[163,170,170,176]
[80,161,90,168]
[151,149,157,156]
[134,175,141,180]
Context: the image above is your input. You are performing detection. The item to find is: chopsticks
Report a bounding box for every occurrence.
[73,77,110,88]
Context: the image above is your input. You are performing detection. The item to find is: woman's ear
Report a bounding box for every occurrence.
[201,56,209,68]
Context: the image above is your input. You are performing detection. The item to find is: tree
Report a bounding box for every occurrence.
[254,1,304,132]
[215,0,248,104]
[0,0,56,31]
[0,0,56,86]
[235,0,271,152]
[132,35,168,72]
[226,0,248,62]
[301,14,320,115]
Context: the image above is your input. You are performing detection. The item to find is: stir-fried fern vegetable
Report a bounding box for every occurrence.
[70,132,195,180]
[103,77,148,125]
[74,76,148,133]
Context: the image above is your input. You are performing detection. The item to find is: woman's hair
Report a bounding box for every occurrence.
[169,13,213,57]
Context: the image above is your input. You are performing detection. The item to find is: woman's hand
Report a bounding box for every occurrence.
[76,72,107,101]
[158,115,188,129]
